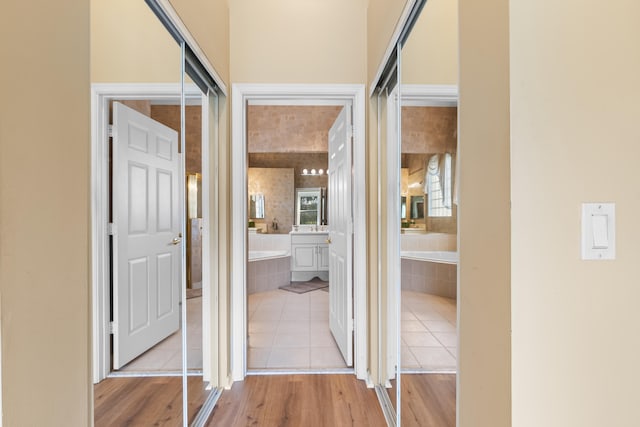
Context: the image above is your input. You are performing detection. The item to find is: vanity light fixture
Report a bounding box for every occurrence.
[301,168,326,176]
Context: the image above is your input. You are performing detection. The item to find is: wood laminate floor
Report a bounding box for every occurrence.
[94,376,209,426]
[205,374,387,427]
[402,374,456,427]
[94,373,455,426]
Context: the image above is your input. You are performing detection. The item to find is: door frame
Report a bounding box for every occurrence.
[90,83,212,383]
[231,83,368,381]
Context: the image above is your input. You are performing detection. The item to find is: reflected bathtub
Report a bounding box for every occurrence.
[400,250,458,265]
[400,251,457,299]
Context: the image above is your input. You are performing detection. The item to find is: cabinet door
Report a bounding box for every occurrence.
[291,244,318,271]
[318,244,330,271]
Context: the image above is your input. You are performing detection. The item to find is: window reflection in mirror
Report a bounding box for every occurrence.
[426,153,453,217]
[401,196,407,221]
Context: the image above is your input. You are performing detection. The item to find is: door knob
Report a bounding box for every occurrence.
[171,236,182,245]
[326,238,332,244]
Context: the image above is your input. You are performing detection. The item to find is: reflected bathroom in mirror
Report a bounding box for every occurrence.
[396,0,460,424]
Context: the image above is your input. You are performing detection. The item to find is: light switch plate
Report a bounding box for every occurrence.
[581,203,615,260]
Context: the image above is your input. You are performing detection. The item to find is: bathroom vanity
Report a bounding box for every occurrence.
[290,230,329,281]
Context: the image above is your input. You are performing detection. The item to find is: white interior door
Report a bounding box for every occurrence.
[328,105,353,366]
[112,102,182,369]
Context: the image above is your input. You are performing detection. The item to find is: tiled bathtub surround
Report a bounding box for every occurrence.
[247,256,291,294]
[400,233,458,298]
[401,258,457,299]
[248,234,292,294]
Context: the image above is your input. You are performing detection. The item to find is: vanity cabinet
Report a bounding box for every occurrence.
[290,232,329,281]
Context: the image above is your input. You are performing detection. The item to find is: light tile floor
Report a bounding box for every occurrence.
[401,290,457,372]
[118,296,202,372]
[248,289,348,370]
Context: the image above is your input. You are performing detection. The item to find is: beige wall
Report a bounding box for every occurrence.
[92,0,230,86]
[402,0,458,85]
[169,0,230,85]
[91,0,182,82]
[510,1,640,426]
[230,0,367,84]
[367,0,408,85]
[458,0,511,426]
[0,0,91,425]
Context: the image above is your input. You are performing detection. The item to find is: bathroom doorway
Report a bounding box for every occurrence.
[245,102,350,371]
[231,84,368,381]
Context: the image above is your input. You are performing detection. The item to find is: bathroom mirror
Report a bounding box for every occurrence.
[410,195,424,219]
[249,193,265,219]
[295,188,321,225]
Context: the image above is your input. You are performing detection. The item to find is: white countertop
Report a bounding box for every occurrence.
[290,227,328,234]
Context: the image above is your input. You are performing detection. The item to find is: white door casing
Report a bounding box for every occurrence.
[328,105,354,366]
[112,102,182,369]
[386,87,400,382]
[231,83,367,382]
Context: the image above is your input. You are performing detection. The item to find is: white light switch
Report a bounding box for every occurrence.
[582,203,615,260]
[591,214,609,248]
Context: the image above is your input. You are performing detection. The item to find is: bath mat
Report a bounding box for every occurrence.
[279,279,329,294]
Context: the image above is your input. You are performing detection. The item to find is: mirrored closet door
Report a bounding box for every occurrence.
[399,0,459,425]
[92,1,223,425]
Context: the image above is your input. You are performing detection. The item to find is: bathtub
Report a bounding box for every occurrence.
[400,251,457,299]
[249,250,290,262]
[400,250,458,264]
[247,250,291,294]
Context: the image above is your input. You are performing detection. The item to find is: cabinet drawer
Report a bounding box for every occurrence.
[290,233,329,245]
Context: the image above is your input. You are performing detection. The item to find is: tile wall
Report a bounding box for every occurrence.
[248,167,294,233]
[247,105,341,153]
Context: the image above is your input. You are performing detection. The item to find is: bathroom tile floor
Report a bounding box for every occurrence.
[118,296,202,372]
[401,290,457,372]
[248,288,348,370]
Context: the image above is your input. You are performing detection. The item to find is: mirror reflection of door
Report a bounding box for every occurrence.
[92,8,220,419]
[111,102,182,370]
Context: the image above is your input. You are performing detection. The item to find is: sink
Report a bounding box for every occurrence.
[290,226,328,234]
